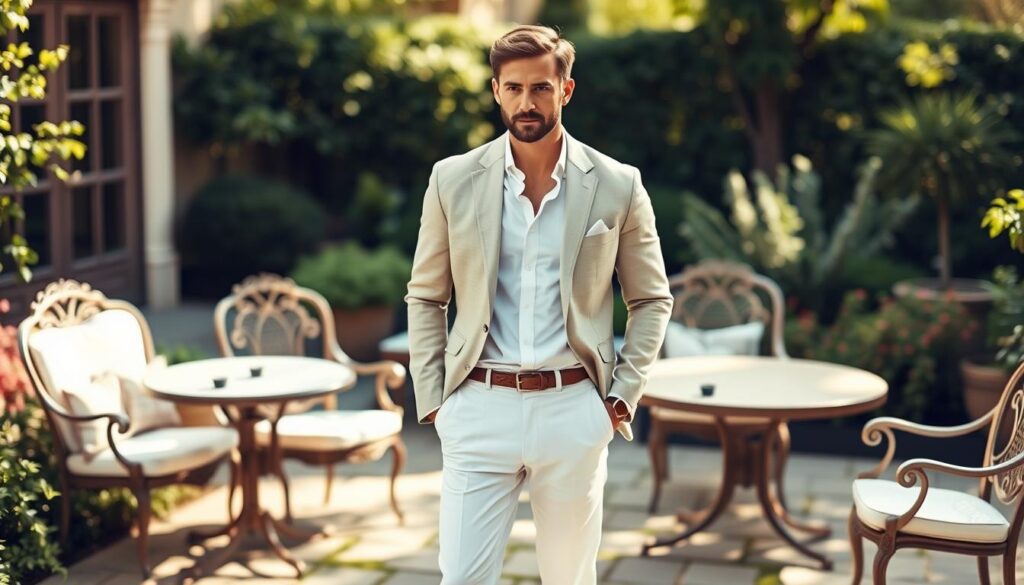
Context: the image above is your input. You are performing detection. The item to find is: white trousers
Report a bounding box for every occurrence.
[435,376,613,585]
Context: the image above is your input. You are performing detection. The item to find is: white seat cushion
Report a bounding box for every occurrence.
[852,478,1009,544]
[67,426,238,478]
[255,410,402,451]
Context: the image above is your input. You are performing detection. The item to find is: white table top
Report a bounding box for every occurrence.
[642,355,887,420]
[144,355,357,406]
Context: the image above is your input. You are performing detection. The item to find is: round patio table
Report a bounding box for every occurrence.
[639,355,887,570]
[144,355,357,582]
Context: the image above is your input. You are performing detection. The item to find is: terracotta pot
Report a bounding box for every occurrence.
[332,305,396,361]
[960,358,1010,422]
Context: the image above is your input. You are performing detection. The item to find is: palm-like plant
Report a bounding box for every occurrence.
[867,92,1018,289]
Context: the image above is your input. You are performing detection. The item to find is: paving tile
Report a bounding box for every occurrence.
[651,532,744,563]
[777,566,857,584]
[301,565,388,585]
[386,548,441,573]
[605,556,684,584]
[384,571,444,585]
[38,571,114,585]
[680,562,759,584]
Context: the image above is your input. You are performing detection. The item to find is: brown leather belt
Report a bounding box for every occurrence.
[468,366,590,392]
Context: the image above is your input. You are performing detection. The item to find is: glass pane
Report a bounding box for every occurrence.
[22,15,44,64]
[98,16,120,88]
[100,100,121,170]
[22,194,50,267]
[72,185,94,259]
[19,103,45,133]
[19,104,47,178]
[70,101,91,172]
[101,182,124,252]
[67,15,90,89]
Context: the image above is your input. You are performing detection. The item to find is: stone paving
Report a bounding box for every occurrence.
[43,420,1019,585]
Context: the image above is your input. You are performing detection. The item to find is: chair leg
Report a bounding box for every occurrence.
[324,464,334,505]
[1004,547,1017,585]
[848,507,864,585]
[872,542,893,585]
[647,416,666,514]
[132,486,153,579]
[389,439,407,525]
[58,476,71,548]
[978,556,991,585]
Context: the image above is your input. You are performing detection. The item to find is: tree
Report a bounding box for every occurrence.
[701,0,888,174]
[867,92,1017,288]
[0,0,85,282]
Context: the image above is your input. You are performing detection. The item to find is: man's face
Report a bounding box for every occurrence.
[492,54,574,143]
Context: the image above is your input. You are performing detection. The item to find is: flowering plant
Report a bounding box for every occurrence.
[786,289,975,421]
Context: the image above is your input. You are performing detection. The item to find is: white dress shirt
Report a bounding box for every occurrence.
[477,132,579,372]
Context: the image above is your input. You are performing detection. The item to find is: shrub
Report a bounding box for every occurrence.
[290,242,412,310]
[178,175,325,296]
[172,3,496,201]
[786,290,976,422]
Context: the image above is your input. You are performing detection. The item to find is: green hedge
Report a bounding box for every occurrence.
[174,5,1024,280]
[178,174,326,297]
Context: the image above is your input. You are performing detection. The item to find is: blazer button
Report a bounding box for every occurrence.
[483,324,489,333]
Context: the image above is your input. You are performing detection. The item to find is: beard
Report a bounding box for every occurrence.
[501,108,559,143]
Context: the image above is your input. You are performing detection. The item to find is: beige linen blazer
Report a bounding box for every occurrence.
[405,132,672,440]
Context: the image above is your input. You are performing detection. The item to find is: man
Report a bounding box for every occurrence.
[405,25,672,585]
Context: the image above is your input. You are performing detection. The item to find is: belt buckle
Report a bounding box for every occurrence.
[515,371,544,392]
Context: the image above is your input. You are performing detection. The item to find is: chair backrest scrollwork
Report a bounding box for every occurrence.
[17,279,156,460]
[668,260,788,357]
[214,273,350,412]
[984,365,1024,506]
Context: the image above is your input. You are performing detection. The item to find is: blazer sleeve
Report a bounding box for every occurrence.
[608,167,673,418]
[405,164,452,423]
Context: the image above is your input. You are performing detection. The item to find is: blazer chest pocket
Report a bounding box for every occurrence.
[445,329,466,356]
[580,224,619,249]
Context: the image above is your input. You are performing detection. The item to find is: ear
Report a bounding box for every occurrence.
[491,77,500,105]
[561,78,576,106]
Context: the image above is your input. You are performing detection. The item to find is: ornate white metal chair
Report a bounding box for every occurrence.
[850,360,1024,584]
[18,280,238,578]
[214,273,407,524]
[648,260,789,513]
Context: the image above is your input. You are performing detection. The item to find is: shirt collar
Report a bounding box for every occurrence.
[503,129,568,181]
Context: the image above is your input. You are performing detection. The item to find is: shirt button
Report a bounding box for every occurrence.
[483,324,489,333]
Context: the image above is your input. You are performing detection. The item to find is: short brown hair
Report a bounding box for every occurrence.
[489,25,576,81]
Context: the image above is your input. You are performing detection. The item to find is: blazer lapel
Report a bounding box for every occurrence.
[472,138,506,308]
[560,134,598,321]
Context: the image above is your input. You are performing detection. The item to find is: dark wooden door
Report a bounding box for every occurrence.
[0,0,142,321]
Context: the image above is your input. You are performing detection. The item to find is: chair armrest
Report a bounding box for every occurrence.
[330,341,406,414]
[859,410,995,479]
[882,450,1024,534]
[898,450,1024,483]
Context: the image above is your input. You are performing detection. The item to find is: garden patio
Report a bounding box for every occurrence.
[4,0,1024,584]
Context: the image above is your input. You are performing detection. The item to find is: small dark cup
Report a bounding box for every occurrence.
[212,377,228,389]
[250,366,263,378]
[700,383,715,397]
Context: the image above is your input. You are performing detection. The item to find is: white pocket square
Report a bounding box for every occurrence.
[585,219,610,237]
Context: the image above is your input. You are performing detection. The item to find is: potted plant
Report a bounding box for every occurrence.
[960,266,1024,420]
[867,92,1017,305]
[966,190,1024,421]
[291,241,412,361]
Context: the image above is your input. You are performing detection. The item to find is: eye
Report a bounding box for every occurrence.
[535,86,552,93]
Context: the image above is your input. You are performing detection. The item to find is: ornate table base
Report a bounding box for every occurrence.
[641,417,833,570]
[182,406,323,583]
